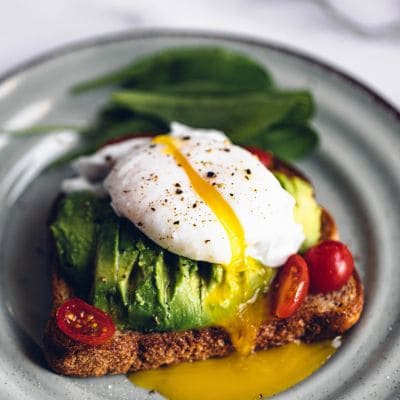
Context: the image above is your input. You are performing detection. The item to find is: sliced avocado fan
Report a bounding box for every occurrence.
[51,191,274,332]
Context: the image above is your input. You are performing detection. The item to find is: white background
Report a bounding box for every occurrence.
[1,0,400,108]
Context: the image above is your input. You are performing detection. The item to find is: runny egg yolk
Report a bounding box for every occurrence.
[130,341,336,400]
[153,135,245,266]
[153,135,270,354]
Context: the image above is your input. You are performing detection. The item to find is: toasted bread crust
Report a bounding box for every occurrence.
[43,208,364,377]
[44,272,363,376]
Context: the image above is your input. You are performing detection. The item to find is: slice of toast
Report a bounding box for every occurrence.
[43,207,364,377]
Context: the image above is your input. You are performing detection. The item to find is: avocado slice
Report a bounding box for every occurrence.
[127,239,165,331]
[50,192,108,295]
[127,246,211,332]
[164,257,210,330]
[117,221,139,306]
[92,218,120,315]
[274,172,322,251]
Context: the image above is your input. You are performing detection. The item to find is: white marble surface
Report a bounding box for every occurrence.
[1,0,400,108]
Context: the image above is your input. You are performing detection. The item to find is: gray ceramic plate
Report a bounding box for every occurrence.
[0,30,399,400]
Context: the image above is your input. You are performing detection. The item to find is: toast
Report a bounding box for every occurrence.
[43,206,364,377]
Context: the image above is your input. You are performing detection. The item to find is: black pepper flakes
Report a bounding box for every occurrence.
[182,136,191,140]
[105,155,112,162]
[151,207,156,212]
[224,148,230,152]
[175,183,181,187]
[173,221,180,225]
[138,222,143,227]
[192,202,197,208]
[207,171,216,178]
[176,189,183,194]
[149,144,156,148]
[123,190,131,193]
[205,239,211,243]
[246,168,252,175]
[229,193,234,197]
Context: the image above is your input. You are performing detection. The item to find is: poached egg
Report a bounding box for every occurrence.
[66,123,304,271]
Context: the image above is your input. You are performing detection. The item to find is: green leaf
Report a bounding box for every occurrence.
[249,124,319,160]
[92,119,169,147]
[111,90,314,141]
[1,124,81,137]
[45,106,169,168]
[46,147,95,170]
[72,47,273,94]
[80,105,169,146]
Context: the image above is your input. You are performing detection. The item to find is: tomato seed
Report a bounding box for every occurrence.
[67,313,76,321]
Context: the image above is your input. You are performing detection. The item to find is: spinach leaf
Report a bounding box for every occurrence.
[72,47,273,95]
[1,124,81,137]
[80,105,169,147]
[11,47,320,162]
[249,124,319,160]
[111,90,314,142]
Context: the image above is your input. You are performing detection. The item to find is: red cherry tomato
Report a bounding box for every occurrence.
[102,132,155,148]
[56,298,116,345]
[273,254,310,319]
[245,146,274,168]
[304,240,354,294]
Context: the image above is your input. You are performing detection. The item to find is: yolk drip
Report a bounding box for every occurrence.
[153,135,267,354]
[130,341,336,400]
[153,135,245,265]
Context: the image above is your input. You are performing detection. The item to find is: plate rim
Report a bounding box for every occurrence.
[0,28,399,125]
[1,28,399,400]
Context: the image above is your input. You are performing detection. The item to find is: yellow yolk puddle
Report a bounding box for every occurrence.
[130,341,336,400]
[153,135,266,354]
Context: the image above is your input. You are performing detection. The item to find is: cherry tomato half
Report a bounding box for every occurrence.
[101,132,155,148]
[304,240,354,294]
[245,146,274,169]
[272,254,310,319]
[56,298,116,345]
